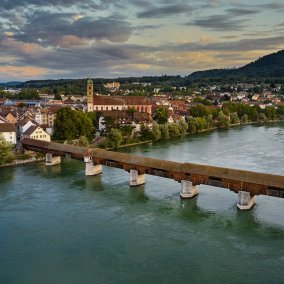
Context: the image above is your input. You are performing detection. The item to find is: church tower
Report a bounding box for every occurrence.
[87,78,94,112]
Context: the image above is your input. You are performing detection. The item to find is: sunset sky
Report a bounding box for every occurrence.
[0,0,284,81]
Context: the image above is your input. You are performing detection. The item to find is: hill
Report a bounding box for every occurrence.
[0,81,23,87]
[189,50,284,82]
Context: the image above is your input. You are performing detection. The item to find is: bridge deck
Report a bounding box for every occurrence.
[22,138,284,198]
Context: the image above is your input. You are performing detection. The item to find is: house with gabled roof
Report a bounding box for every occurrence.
[98,110,153,132]
[0,123,17,144]
[23,125,50,142]
[0,115,8,123]
[1,109,18,124]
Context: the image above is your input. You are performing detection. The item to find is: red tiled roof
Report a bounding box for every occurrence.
[0,123,16,132]
[93,95,151,106]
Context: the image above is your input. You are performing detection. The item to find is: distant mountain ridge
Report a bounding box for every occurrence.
[0,81,23,87]
[189,49,284,81]
[2,50,284,89]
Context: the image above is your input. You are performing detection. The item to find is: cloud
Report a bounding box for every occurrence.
[2,33,283,78]
[10,11,133,46]
[175,36,284,52]
[137,3,192,18]
[0,65,64,79]
[254,2,284,10]
[184,6,260,31]
[232,2,284,12]
[186,15,246,31]
[225,8,259,16]
[1,0,92,10]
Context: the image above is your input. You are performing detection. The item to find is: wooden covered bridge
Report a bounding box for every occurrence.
[22,138,284,210]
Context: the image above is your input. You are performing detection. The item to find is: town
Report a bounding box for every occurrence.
[1,78,284,163]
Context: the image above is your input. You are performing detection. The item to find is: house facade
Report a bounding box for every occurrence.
[23,125,51,142]
[98,111,153,132]
[0,123,17,144]
[35,108,59,129]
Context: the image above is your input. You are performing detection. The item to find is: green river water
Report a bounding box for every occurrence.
[0,123,284,284]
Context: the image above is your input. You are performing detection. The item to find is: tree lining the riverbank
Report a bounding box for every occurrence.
[100,102,284,149]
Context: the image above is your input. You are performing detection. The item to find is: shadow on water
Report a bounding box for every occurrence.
[37,158,84,178]
[128,185,149,203]
[0,168,15,186]
[70,175,105,192]
[178,197,212,222]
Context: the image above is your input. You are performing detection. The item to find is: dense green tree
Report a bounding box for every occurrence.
[154,107,169,124]
[87,112,98,129]
[205,114,214,129]
[159,124,170,139]
[216,111,230,128]
[0,136,15,165]
[120,125,135,137]
[277,105,284,116]
[103,116,118,133]
[177,119,188,135]
[187,117,198,133]
[194,97,212,106]
[195,117,207,131]
[140,124,154,140]
[54,93,62,100]
[151,123,161,141]
[230,112,240,125]
[17,88,40,100]
[168,123,180,138]
[54,108,92,140]
[188,104,210,118]
[108,128,122,148]
[264,106,277,120]
[259,113,267,122]
[76,136,89,147]
[250,106,261,121]
[241,114,249,124]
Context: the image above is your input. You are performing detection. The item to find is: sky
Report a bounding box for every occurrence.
[0,0,284,81]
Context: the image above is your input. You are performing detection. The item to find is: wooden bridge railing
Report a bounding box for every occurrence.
[22,138,284,198]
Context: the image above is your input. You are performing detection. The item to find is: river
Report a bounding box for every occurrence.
[0,123,284,284]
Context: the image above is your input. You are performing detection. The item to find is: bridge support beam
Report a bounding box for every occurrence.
[180,180,199,198]
[84,156,102,176]
[45,153,61,166]
[129,169,145,186]
[237,191,256,210]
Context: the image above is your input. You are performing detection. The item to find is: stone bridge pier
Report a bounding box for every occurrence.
[180,180,199,198]
[237,191,256,210]
[45,153,61,166]
[129,169,146,186]
[84,156,102,176]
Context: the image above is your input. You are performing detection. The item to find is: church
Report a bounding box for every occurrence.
[86,79,152,114]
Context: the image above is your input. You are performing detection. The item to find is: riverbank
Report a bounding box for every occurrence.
[0,157,45,169]
[104,119,283,150]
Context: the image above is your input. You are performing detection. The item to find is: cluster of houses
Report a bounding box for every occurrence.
[0,106,56,145]
[1,80,283,145]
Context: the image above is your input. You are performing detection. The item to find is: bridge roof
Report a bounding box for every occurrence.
[22,138,284,191]
[22,138,87,156]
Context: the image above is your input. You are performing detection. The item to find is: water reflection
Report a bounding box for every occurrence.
[179,198,212,222]
[0,168,15,186]
[128,186,149,203]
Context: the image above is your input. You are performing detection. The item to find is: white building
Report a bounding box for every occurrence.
[0,123,17,144]
[23,125,51,142]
